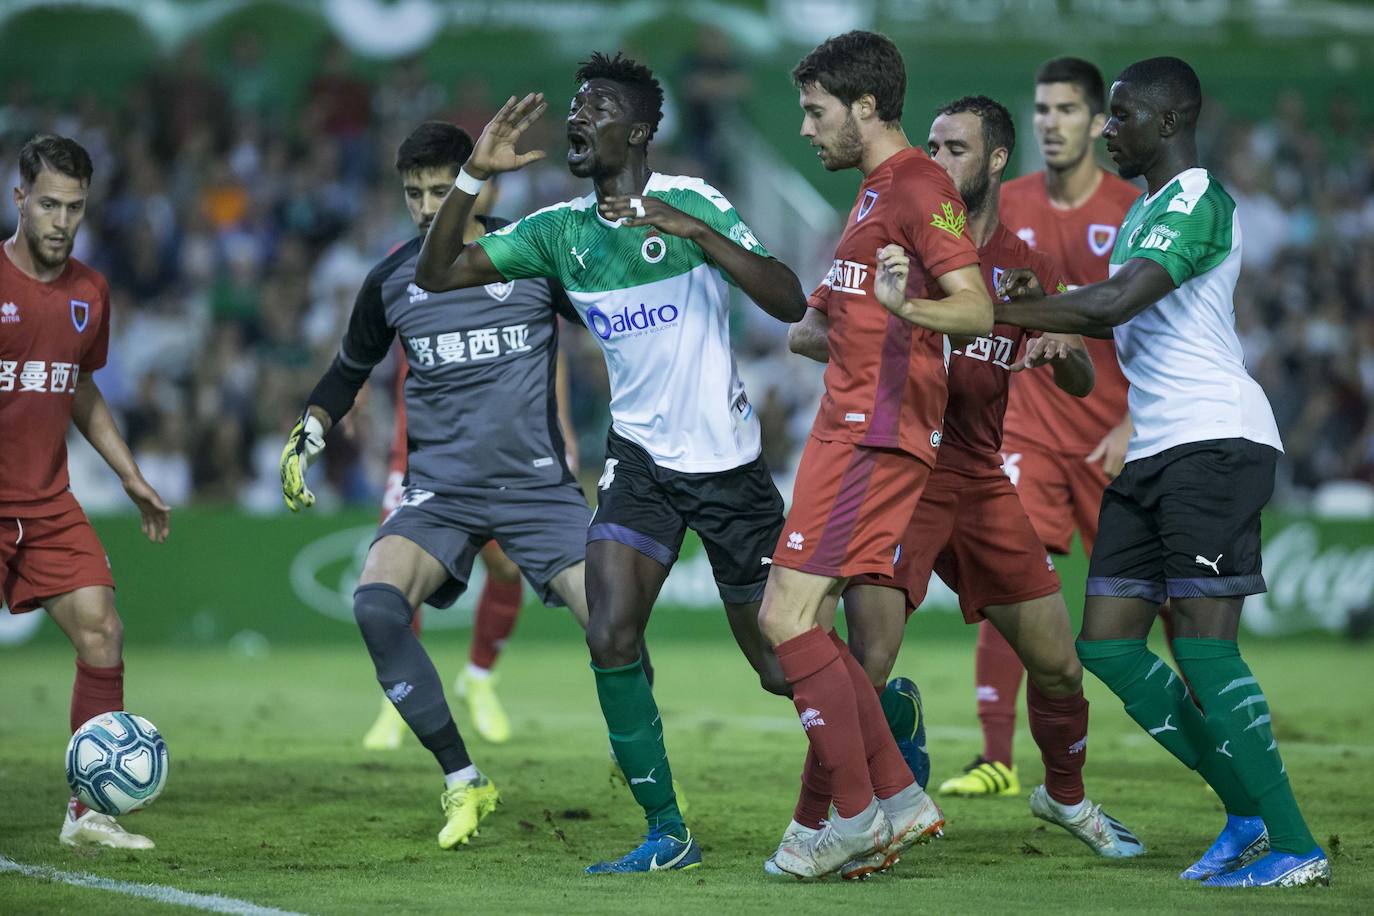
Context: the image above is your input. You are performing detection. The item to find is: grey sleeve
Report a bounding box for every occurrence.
[306,267,394,424]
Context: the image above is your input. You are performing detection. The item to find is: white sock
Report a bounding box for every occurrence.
[877,781,924,815]
[1051,797,1089,819]
[444,765,480,787]
[831,797,880,837]
[465,663,492,681]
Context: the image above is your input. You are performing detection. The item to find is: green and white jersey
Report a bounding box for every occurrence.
[476,173,768,473]
[1109,167,1282,462]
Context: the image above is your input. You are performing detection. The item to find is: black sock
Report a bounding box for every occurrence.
[354,582,472,773]
[418,718,473,774]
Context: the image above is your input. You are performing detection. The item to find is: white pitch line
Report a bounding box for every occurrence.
[0,856,308,916]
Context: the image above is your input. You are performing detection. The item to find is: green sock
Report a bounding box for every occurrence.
[592,658,685,839]
[880,683,916,740]
[1172,638,1316,854]
[1076,639,1258,816]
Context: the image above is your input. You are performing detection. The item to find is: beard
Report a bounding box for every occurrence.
[22,221,73,270]
[822,112,865,171]
[958,166,991,216]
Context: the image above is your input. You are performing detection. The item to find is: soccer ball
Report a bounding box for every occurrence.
[65,712,169,816]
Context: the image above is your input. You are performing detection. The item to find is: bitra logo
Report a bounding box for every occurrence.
[586,302,680,340]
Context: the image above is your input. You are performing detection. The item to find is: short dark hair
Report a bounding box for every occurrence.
[1116,56,1203,126]
[395,121,474,174]
[574,51,665,141]
[792,30,906,123]
[19,135,93,187]
[1036,57,1106,116]
[936,95,1016,163]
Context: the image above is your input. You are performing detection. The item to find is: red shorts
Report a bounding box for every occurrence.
[999,436,1110,556]
[853,465,1060,622]
[773,436,932,579]
[1,504,115,614]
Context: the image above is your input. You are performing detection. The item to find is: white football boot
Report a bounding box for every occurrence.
[771,800,892,880]
[60,799,154,849]
[764,819,822,875]
[1029,785,1145,858]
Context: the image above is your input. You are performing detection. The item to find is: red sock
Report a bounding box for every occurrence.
[71,658,123,733]
[975,620,1024,766]
[775,627,873,818]
[793,747,832,829]
[1026,682,1088,805]
[828,630,912,799]
[412,605,423,637]
[71,658,124,819]
[468,576,523,670]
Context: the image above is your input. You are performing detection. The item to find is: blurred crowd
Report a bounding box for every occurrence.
[2,35,1370,513]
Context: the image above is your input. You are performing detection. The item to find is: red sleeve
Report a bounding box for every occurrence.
[898,163,980,280]
[1033,249,1071,297]
[81,277,111,373]
[806,282,831,315]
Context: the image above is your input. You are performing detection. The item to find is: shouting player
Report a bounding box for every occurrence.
[944,57,1142,800]
[761,32,993,879]
[414,53,805,873]
[1,135,171,849]
[281,121,595,850]
[995,57,1328,888]
[836,96,1143,860]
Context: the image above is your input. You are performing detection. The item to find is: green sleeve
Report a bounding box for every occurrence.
[666,184,771,288]
[1127,190,1233,287]
[473,206,566,280]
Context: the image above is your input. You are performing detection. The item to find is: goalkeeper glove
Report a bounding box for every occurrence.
[281,412,327,511]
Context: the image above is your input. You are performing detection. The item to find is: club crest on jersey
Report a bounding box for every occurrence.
[70,299,89,333]
[641,235,666,264]
[856,189,879,222]
[1088,223,1117,256]
[992,267,1004,292]
[484,280,514,302]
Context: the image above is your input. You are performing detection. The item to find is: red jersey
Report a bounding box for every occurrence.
[999,170,1139,456]
[0,251,111,517]
[808,147,980,465]
[940,223,1068,476]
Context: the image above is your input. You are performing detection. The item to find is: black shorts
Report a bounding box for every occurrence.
[588,429,785,604]
[1087,438,1277,603]
[375,482,590,608]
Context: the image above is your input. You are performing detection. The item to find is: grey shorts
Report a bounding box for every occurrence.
[374,482,590,608]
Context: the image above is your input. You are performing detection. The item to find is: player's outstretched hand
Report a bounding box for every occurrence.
[597,195,702,239]
[124,476,170,543]
[1012,333,1076,372]
[997,268,1044,301]
[1087,417,1131,479]
[465,93,548,179]
[873,244,910,312]
[281,412,327,512]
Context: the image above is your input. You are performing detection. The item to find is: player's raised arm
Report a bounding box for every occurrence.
[415,93,548,292]
[995,258,1175,338]
[70,374,170,542]
[873,245,993,336]
[596,194,806,322]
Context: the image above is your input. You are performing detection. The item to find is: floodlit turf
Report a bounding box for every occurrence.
[2,629,1369,914]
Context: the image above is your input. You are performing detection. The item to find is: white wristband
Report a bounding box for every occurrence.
[454,167,487,196]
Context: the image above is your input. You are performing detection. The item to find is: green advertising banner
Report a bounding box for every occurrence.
[1,509,1370,649]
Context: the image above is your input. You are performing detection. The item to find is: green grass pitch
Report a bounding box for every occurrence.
[2,626,1369,914]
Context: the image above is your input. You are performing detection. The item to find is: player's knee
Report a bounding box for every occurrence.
[585,616,638,668]
[757,668,791,697]
[353,584,413,653]
[1031,655,1083,697]
[75,607,123,658]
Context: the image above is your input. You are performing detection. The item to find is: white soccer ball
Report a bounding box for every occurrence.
[65,712,169,816]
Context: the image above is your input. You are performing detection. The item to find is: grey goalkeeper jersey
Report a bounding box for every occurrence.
[338,225,579,493]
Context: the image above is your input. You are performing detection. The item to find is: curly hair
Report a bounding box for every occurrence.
[574,51,665,141]
[792,31,906,124]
